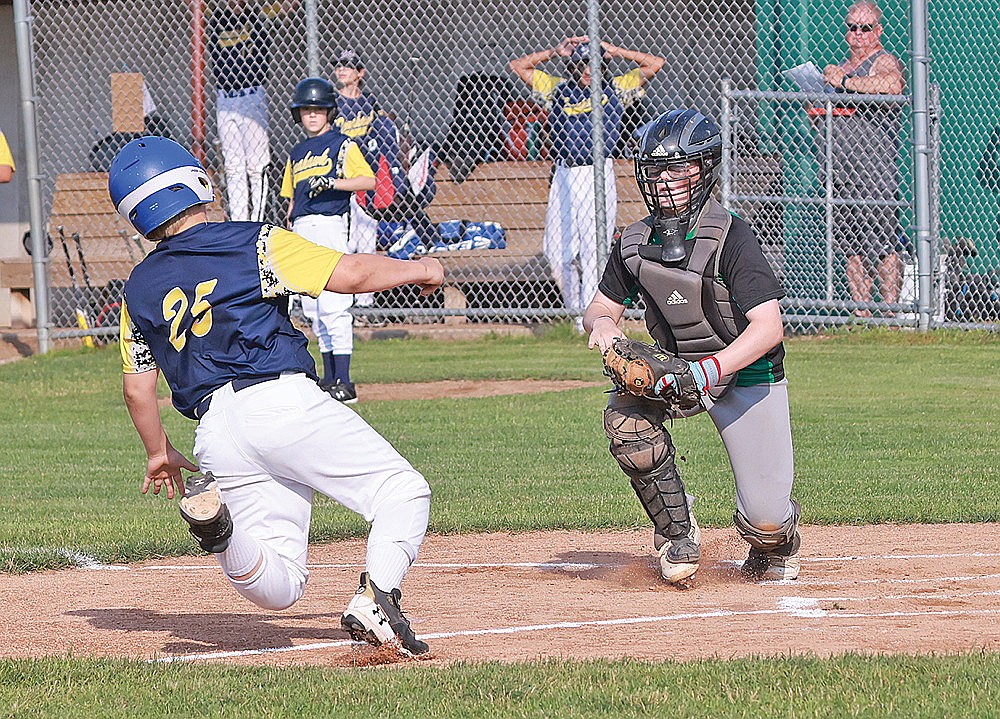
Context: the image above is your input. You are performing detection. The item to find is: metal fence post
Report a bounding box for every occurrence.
[14,0,49,353]
[588,0,607,302]
[305,0,319,76]
[910,0,933,331]
[720,78,732,208]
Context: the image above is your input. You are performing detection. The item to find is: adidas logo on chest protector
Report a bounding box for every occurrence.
[666,290,688,305]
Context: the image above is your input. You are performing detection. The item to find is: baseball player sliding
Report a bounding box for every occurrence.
[586,110,801,586]
[110,136,442,656]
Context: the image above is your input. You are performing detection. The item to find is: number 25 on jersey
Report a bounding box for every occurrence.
[162,279,219,351]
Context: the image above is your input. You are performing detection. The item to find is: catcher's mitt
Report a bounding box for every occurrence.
[602,337,703,411]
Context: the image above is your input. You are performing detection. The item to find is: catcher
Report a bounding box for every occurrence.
[585,108,801,585]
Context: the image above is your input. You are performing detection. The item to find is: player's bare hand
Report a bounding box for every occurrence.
[556,36,588,56]
[413,256,445,296]
[587,316,625,354]
[599,41,619,58]
[141,445,197,500]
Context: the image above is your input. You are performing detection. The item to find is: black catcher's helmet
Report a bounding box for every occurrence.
[634,109,723,223]
[290,77,337,124]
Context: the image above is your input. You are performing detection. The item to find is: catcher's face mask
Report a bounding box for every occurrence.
[637,160,704,216]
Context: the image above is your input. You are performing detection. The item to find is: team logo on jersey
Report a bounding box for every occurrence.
[666,290,688,305]
[560,94,612,116]
[291,148,334,183]
[337,112,377,138]
[217,27,252,49]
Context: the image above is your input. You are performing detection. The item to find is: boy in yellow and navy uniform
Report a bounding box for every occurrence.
[280,77,375,402]
[510,37,664,318]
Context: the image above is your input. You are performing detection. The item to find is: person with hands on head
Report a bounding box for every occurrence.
[509,35,663,323]
[584,109,800,587]
[818,1,906,317]
[111,135,441,657]
[280,77,376,403]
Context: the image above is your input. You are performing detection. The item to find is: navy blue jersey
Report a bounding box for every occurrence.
[280,130,373,220]
[335,92,381,139]
[532,70,644,165]
[121,222,341,419]
[208,8,269,92]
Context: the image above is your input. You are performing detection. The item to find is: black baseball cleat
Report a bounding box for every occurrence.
[178,472,233,553]
[323,380,358,404]
[341,572,429,656]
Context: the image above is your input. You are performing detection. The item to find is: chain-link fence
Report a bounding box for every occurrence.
[15,0,1000,345]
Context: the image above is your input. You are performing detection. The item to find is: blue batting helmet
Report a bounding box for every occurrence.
[290,77,337,123]
[108,136,214,236]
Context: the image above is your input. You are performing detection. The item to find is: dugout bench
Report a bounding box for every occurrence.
[0,172,224,331]
[423,159,647,320]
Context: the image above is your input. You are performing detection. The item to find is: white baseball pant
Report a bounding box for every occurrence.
[543,159,617,313]
[292,214,353,354]
[348,195,378,308]
[217,86,270,222]
[193,373,431,609]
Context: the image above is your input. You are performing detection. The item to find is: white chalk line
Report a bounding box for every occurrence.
[787,572,1000,587]
[0,547,127,571]
[136,550,1000,572]
[151,600,1000,664]
[13,548,999,572]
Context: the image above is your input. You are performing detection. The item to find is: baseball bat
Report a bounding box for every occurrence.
[57,226,95,349]
[72,232,95,295]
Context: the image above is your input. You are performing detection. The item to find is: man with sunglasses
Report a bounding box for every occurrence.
[819,1,906,317]
[583,109,801,587]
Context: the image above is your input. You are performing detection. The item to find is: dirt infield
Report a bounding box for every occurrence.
[3,524,1000,666]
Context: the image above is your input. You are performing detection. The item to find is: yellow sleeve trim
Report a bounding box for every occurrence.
[0,132,14,170]
[612,69,646,107]
[531,70,561,106]
[280,159,293,198]
[119,299,158,374]
[258,225,342,298]
[343,142,375,179]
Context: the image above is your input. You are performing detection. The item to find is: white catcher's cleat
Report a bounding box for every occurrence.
[742,531,801,581]
[658,514,702,584]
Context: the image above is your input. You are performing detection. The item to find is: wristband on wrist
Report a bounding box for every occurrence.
[696,355,722,390]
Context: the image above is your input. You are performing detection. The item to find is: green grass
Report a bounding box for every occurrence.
[0,328,998,715]
[1,654,998,718]
[0,328,997,570]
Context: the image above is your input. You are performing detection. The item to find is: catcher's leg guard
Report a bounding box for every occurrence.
[179,472,233,554]
[736,499,801,581]
[604,404,700,582]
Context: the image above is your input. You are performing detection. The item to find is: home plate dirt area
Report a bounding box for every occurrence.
[3,524,1000,667]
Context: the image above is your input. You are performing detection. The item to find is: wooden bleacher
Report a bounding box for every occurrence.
[425,159,645,285]
[0,172,225,328]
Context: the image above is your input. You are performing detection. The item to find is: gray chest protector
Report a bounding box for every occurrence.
[620,199,740,399]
